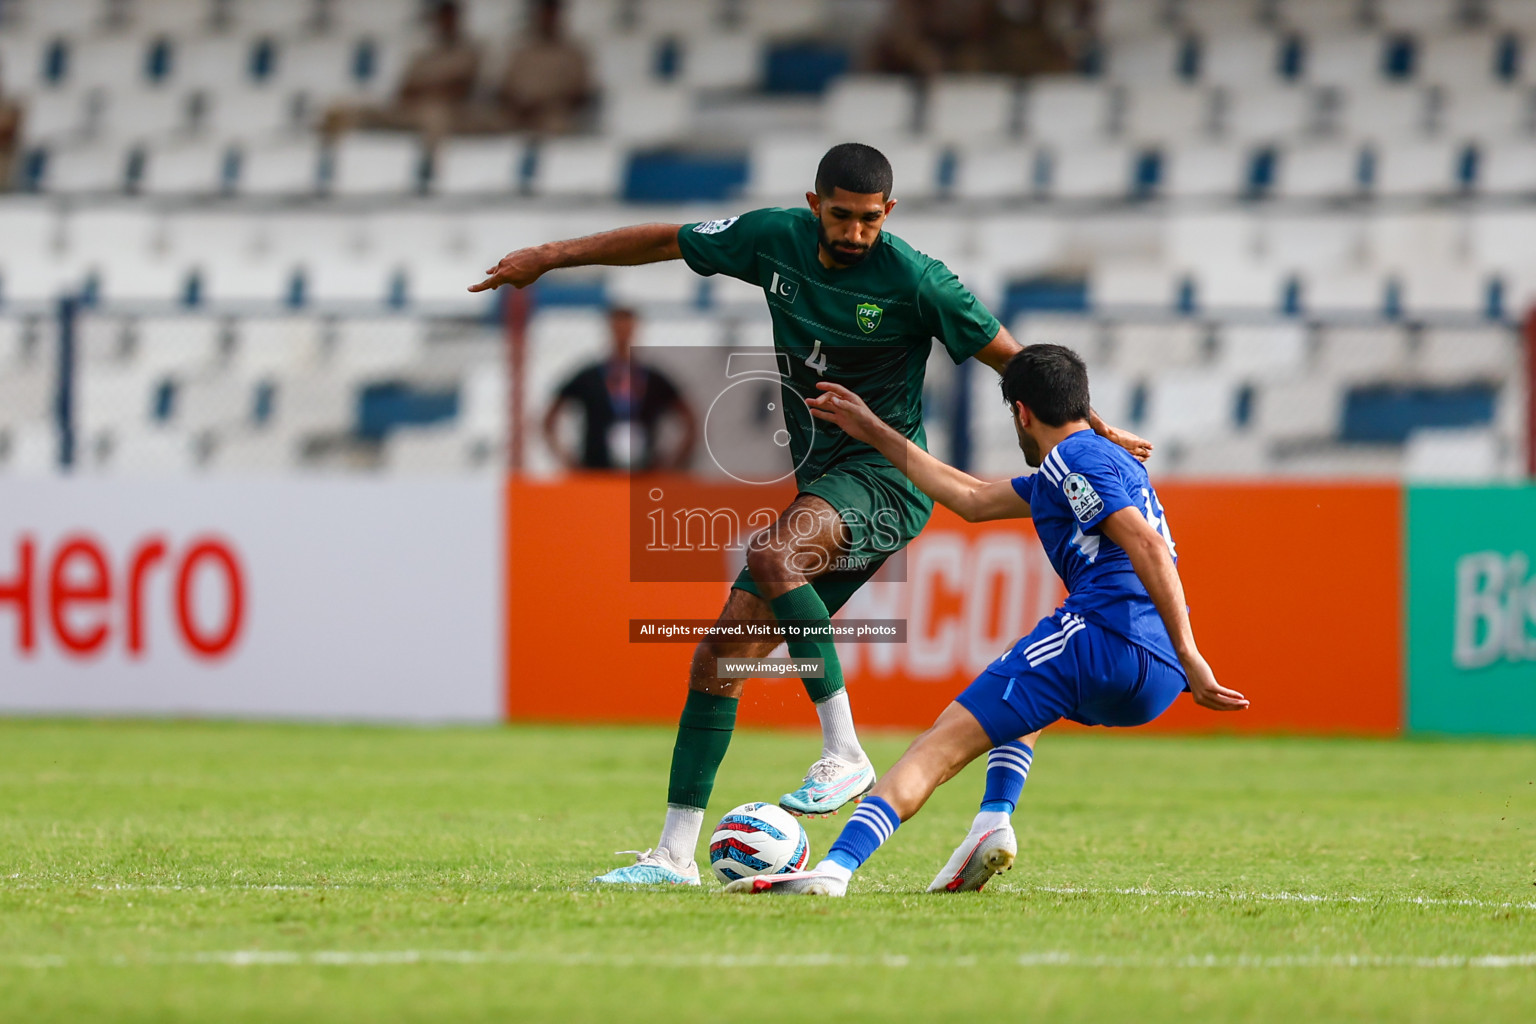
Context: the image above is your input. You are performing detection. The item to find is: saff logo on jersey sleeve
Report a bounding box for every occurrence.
[1062,473,1104,523]
[692,216,739,235]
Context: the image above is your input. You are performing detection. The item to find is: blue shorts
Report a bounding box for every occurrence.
[955,611,1190,747]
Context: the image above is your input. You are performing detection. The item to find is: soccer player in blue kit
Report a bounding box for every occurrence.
[730,344,1251,897]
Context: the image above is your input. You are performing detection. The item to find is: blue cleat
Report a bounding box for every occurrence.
[592,848,701,886]
[778,754,876,817]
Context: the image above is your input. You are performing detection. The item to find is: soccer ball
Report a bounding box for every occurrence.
[708,802,810,884]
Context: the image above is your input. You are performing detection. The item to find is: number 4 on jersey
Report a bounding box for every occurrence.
[804,338,829,376]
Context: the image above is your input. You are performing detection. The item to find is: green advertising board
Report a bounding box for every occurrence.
[1407,486,1536,736]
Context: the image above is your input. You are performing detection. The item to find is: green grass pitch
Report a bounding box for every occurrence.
[0,719,1532,1022]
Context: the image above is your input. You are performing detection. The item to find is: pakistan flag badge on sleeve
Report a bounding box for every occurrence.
[856,302,882,334]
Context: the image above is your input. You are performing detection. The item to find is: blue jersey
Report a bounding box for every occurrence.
[1010,429,1182,671]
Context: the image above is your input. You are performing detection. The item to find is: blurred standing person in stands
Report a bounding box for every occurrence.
[325,0,481,143]
[867,0,1083,78]
[543,306,697,472]
[0,77,19,189]
[499,0,592,134]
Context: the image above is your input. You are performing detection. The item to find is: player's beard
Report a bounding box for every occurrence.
[1015,419,1043,467]
[816,220,878,267]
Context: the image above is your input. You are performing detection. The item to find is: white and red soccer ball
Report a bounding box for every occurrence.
[708,803,810,885]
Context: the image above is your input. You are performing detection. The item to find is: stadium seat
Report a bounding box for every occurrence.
[823,76,918,137]
[973,214,1063,278]
[18,88,93,142]
[737,0,823,39]
[679,33,762,91]
[1166,211,1256,269]
[1372,140,1464,196]
[1121,86,1216,144]
[1214,321,1309,379]
[601,85,691,143]
[384,424,503,475]
[1417,325,1517,382]
[230,316,326,378]
[1196,261,1283,311]
[1477,141,1536,194]
[0,421,58,476]
[1314,324,1411,382]
[952,145,1036,199]
[37,141,132,193]
[1470,206,1536,274]
[433,137,526,195]
[140,139,230,195]
[1042,144,1134,200]
[328,0,419,33]
[225,0,319,32]
[1090,260,1178,311]
[131,315,224,375]
[1375,0,1461,32]
[1486,0,1536,32]
[1418,31,1504,89]
[879,140,942,200]
[0,204,70,301]
[1110,321,1206,378]
[174,33,263,92]
[1250,374,1344,443]
[89,426,201,476]
[1403,426,1502,480]
[1103,32,1181,85]
[1180,0,1265,34]
[1200,31,1286,87]
[1334,86,1432,140]
[333,317,426,378]
[330,133,423,195]
[1011,313,1104,365]
[1302,33,1389,88]
[926,76,1018,143]
[204,428,302,474]
[1263,213,1367,275]
[235,138,322,196]
[65,37,153,92]
[127,0,215,34]
[267,371,357,436]
[204,88,305,142]
[636,0,721,35]
[1023,79,1113,145]
[1162,143,1249,198]
[1218,86,1318,141]
[746,135,826,199]
[175,373,258,432]
[0,364,54,432]
[1271,140,1364,198]
[529,138,624,197]
[1141,369,1238,445]
[1169,434,1273,477]
[1280,0,1369,33]
[1437,87,1535,143]
[1099,0,1167,39]
[606,260,700,308]
[634,315,723,348]
[1303,268,1386,315]
[76,313,131,363]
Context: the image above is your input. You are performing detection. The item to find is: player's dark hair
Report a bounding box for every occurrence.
[1000,345,1092,428]
[815,143,894,199]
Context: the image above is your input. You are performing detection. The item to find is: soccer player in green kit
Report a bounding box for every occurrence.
[471,143,1150,885]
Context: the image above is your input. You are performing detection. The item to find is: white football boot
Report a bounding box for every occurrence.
[926,826,1017,893]
[724,870,848,896]
[778,754,876,817]
[591,848,701,886]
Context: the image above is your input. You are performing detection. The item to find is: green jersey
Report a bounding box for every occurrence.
[677,207,1001,487]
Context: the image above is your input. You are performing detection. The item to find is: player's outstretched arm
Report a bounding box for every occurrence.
[1099,507,1249,713]
[468,223,684,292]
[807,381,1030,522]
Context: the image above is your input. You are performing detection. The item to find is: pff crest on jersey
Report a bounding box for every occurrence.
[856,302,883,333]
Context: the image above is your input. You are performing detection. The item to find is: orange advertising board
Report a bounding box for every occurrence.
[507,477,1402,736]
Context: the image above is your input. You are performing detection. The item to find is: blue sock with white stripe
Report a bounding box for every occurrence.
[980,741,1033,814]
[823,796,901,874]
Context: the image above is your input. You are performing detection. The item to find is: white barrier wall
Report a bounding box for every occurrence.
[0,479,502,722]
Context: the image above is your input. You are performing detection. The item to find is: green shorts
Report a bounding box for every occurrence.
[731,457,933,615]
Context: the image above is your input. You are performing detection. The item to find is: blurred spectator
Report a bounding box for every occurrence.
[325,0,482,142]
[543,307,697,472]
[497,0,592,134]
[0,86,18,190]
[866,0,1081,77]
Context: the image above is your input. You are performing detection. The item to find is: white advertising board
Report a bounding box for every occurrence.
[0,478,502,721]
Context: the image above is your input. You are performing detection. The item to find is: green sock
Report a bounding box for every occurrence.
[769,584,846,705]
[666,690,738,809]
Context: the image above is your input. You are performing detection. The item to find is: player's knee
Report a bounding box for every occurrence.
[745,543,793,586]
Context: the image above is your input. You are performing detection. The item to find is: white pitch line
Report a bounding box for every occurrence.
[3,880,1534,911]
[1020,884,1536,912]
[1,950,1534,971]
